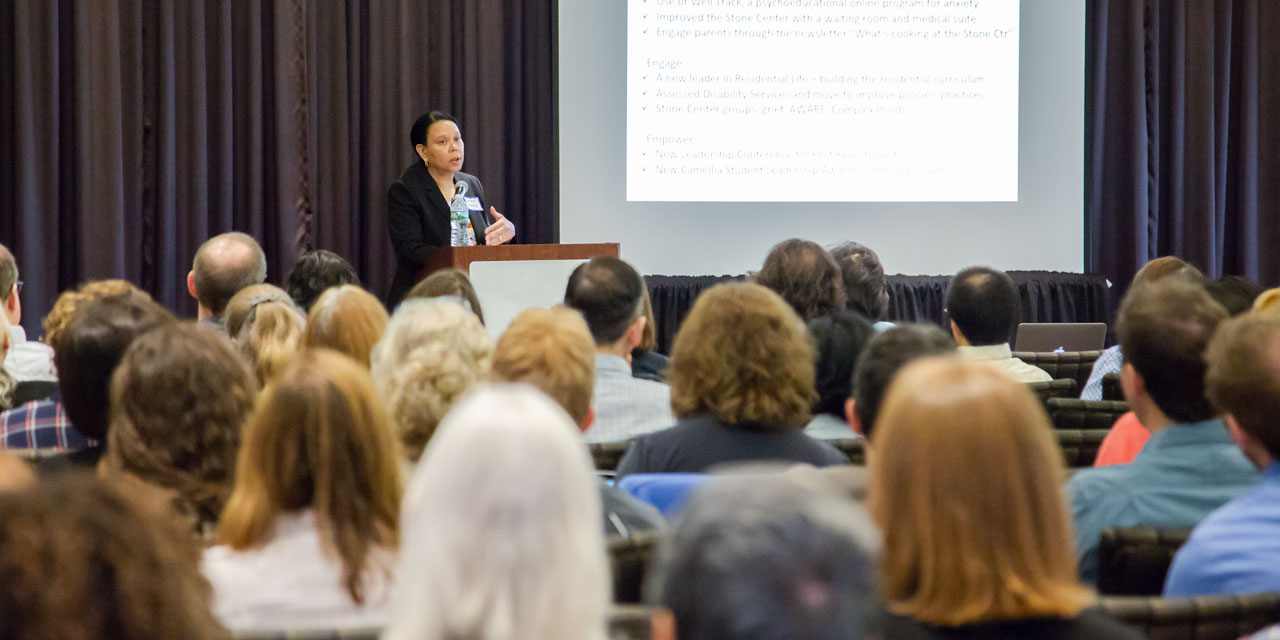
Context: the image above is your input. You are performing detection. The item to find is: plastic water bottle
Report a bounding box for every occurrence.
[449,182,471,247]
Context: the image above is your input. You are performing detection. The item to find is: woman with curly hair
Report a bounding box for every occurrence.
[371,298,493,462]
[0,474,232,640]
[205,350,402,631]
[615,282,848,476]
[103,323,256,534]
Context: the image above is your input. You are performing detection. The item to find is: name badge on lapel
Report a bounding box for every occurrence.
[464,197,483,211]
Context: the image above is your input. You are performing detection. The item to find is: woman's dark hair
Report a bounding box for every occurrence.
[286,249,360,311]
[410,110,459,149]
[0,474,232,640]
[754,239,846,322]
[809,311,875,419]
[406,268,486,325]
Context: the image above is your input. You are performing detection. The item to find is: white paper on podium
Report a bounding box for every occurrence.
[468,259,589,340]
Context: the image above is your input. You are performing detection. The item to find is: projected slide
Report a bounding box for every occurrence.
[627,0,1019,202]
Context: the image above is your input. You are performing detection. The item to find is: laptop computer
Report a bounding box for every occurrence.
[1014,323,1108,353]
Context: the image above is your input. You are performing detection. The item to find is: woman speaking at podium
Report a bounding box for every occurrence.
[386,110,515,306]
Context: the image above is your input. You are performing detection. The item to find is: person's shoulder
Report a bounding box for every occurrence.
[1066,463,1137,502]
[1070,607,1147,640]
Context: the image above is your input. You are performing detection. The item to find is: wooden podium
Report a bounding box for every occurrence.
[416,243,620,281]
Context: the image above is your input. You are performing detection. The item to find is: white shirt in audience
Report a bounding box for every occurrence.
[202,509,394,632]
[584,354,675,443]
[5,326,56,382]
[956,343,1053,383]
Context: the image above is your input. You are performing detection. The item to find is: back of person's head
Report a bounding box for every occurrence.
[41,279,138,348]
[386,384,608,640]
[105,323,256,529]
[371,299,493,461]
[1206,275,1264,316]
[406,268,486,325]
[830,242,889,321]
[54,290,176,441]
[564,256,646,345]
[1117,278,1227,422]
[852,323,957,441]
[305,284,388,368]
[755,239,846,322]
[652,477,881,640]
[225,284,305,386]
[219,350,401,603]
[809,311,875,420]
[945,266,1018,346]
[1131,255,1202,288]
[670,282,816,429]
[285,249,360,312]
[0,474,231,640]
[191,232,267,315]
[1205,312,1280,461]
[869,358,1090,625]
[491,307,596,427]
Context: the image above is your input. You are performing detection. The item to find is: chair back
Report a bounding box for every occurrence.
[1047,398,1130,430]
[590,440,633,472]
[1011,350,1105,389]
[618,473,710,518]
[608,530,662,603]
[1027,378,1080,405]
[234,629,381,640]
[609,605,664,640]
[1102,372,1124,401]
[1053,429,1110,468]
[1099,592,1280,640]
[828,438,866,465]
[1097,525,1193,596]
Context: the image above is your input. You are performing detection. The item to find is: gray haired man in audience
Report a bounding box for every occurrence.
[187,232,267,333]
[564,256,675,443]
[649,477,881,640]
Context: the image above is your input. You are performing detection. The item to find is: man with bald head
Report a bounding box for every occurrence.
[187,232,267,332]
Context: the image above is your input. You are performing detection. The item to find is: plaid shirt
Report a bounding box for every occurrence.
[0,398,94,450]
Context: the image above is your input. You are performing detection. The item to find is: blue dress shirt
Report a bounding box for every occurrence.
[1164,462,1280,596]
[1065,419,1260,583]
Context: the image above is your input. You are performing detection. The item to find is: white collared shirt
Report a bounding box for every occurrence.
[5,326,56,382]
[584,354,675,443]
[957,342,1053,383]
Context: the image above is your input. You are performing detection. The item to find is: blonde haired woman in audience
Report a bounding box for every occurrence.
[304,285,388,368]
[384,384,608,640]
[225,284,306,387]
[371,298,493,462]
[405,267,485,324]
[870,358,1142,640]
[205,349,401,631]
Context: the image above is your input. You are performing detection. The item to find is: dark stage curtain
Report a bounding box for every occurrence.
[645,272,1110,356]
[0,0,556,330]
[1087,0,1280,306]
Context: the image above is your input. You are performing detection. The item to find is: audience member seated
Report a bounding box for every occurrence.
[804,311,875,440]
[851,323,957,443]
[754,238,846,322]
[383,385,609,640]
[188,232,268,334]
[1205,275,1264,316]
[3,289,174,461]
[0,474,232,640]
[649,477,881,640]
[404,267,485,324]
[870,358,1143,640]
[1066,279,1258,583]
[1092,411,1149,467]
[205,350,401,631]
[491,307,665,536]
[371,298,492,463]
[1081,256,1201,400]
[565,256,675,443]
[630,279,669,381]
[0,311,12,410]
[946,266,1051,383]
[103,323,256,533]
[1164,312,1280,596]
[616,282,848,476]
[305,284,388,369]
[0,242,56,383]
[831,240,894,331]
[285,249,360,312]
[224,284,306,387]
